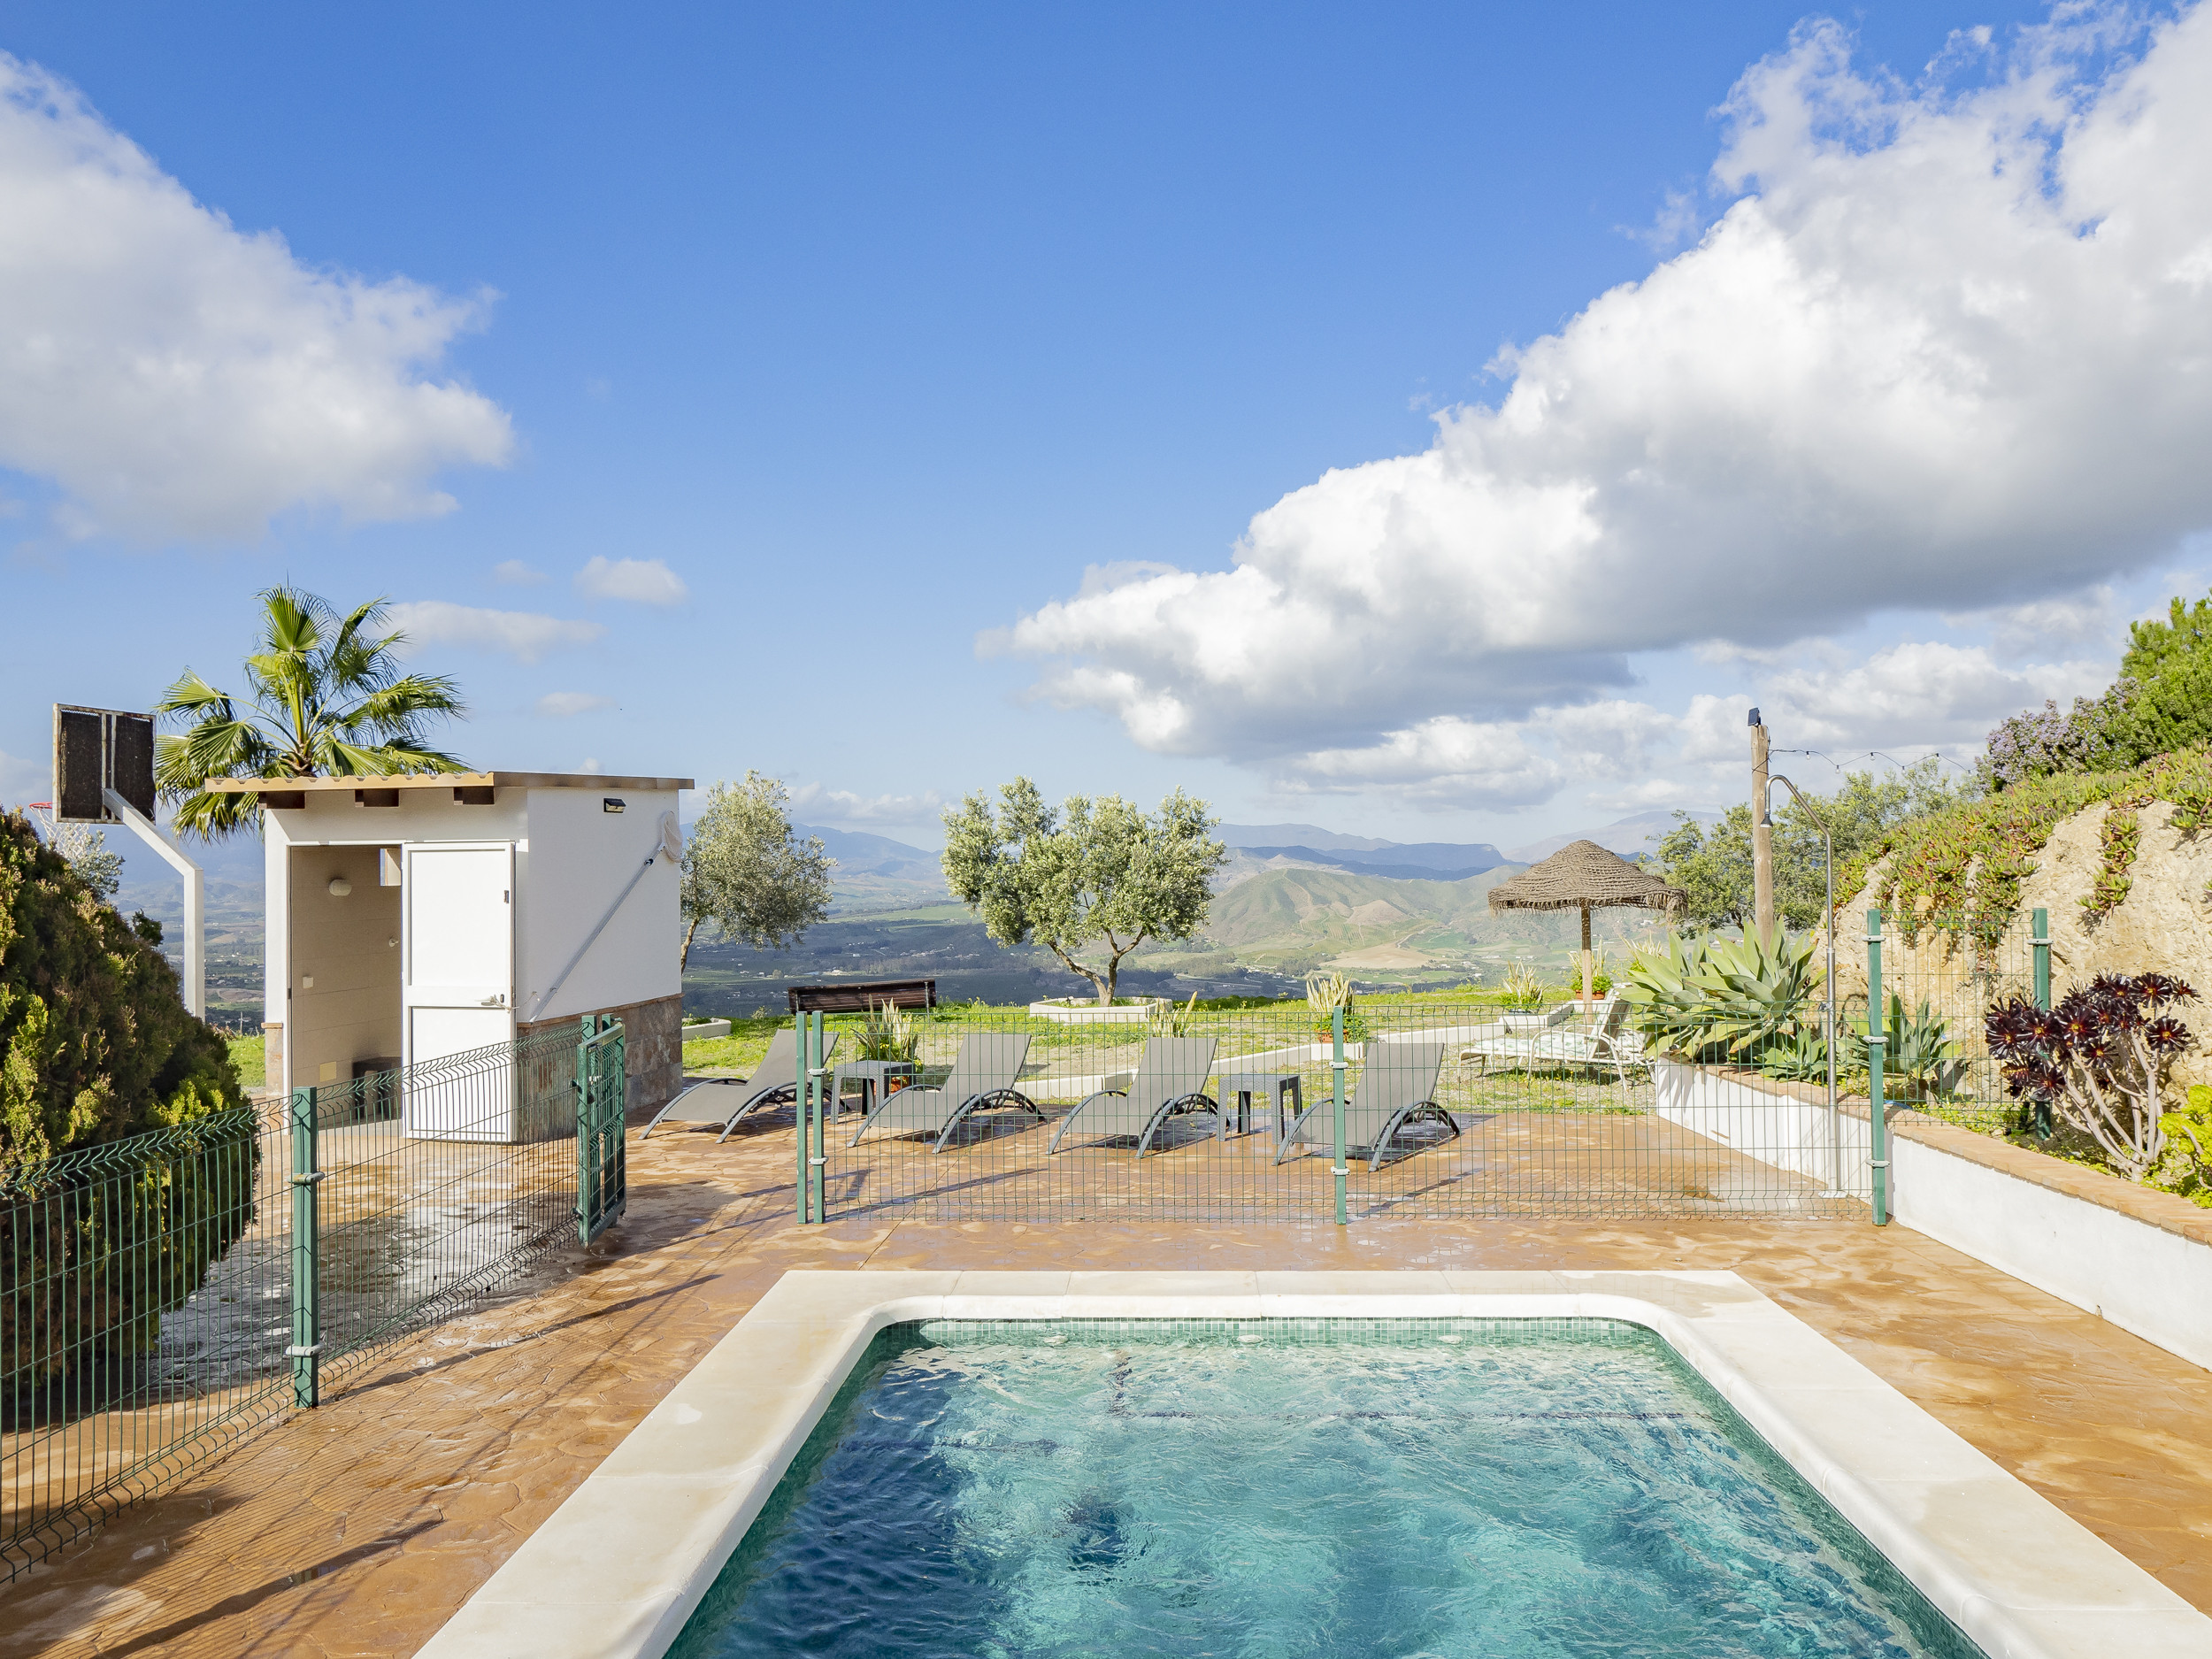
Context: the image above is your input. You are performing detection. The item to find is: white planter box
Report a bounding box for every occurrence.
[1652,1059,1870,1195]
[681,1019,732,1042]
[1026,997,1168,1025]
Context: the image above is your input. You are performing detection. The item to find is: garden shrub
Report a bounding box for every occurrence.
[1623,930,1816,1064]
[1841,744,2212,948]
[1,809,253,1408]
[1985,973,2195,1185]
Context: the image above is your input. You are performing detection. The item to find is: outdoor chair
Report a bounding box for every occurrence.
[1275,1041,1455,1171]
[1462,995,1640,1082]
[849,1033,1039,1152]
[640,1027,840,1141]
[1045,1037,1219,1156]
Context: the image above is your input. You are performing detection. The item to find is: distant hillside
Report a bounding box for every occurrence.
[1506,810,1720,865]
[1178,864,1663,979]
[799,824,950,913]
[1230,842,1506,881]
[1218,822,1505,869]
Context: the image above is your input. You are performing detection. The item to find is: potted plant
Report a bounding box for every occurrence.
[1306,972,1369,1044]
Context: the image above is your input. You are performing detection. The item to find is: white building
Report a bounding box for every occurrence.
[217,771,691,1127]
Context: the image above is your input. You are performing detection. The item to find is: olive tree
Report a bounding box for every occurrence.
[941,779,1227,1006]
[680,773,835,969]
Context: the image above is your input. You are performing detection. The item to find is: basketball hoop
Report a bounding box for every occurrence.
[50,703,204,1018]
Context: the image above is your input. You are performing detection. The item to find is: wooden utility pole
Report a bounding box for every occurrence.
[1750,708,1774,942]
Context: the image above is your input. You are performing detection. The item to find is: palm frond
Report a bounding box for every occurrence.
[166,786,264,843]
[152,670,235,718]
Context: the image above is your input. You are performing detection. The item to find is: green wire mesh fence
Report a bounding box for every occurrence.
[764,996,1876,1225]
[1853,908,2047,1140]
[3,1021,595,1578]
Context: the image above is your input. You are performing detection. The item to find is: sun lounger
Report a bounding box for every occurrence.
[1045,1038,1219,1156]
[640,1027,839,1141]
[1275,1041,1454,1171]
[849,1033,1038,1152]
[1463,995,1637,1079]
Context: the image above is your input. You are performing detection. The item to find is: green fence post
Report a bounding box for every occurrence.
[1866,908,1888,1227]
[2032,908,2052,1137]
[794,1014,810,1223]
[809,1012,827,1224]
[288,1085,322,1407]
[1332,1006,1348,1225]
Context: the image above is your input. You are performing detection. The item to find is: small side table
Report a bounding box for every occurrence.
[831,1061,917,1122]
[1217,1071,1304,1142]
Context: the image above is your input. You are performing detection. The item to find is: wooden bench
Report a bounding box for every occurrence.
[786,978,938,1015]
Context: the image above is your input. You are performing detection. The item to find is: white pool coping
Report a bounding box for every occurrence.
[417,1271,2212,1659]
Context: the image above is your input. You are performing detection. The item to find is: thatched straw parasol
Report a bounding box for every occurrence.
[1487,840,1687,1007]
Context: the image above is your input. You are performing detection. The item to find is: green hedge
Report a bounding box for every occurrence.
[2,810,252,1406]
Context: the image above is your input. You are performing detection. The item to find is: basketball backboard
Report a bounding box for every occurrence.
[52,704,156,824]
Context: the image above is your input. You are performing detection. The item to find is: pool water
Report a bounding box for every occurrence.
[670,1319,1984,1659]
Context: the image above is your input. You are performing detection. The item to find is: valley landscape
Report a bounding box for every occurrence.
[680,814,1694,1016]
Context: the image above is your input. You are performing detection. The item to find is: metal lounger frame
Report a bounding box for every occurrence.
[1275,1042,1456,1172]
[849,1034,1040,1154]
[1046,1037,1220,1157]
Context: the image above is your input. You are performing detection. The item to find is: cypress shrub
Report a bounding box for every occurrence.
[1,810,253,1415]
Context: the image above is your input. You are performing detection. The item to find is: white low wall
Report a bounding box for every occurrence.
[1888,1130,2212,1374]
[1652,1060,1869,1194]
[1655,1060,2212,1374]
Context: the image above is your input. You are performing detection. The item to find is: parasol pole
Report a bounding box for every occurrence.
[1580,902,1594,1011]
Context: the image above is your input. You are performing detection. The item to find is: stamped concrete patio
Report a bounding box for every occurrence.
[5,1102,2212,1658]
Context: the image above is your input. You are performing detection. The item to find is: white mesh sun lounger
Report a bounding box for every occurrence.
[640,1027,839,1141]
[849,1033,1038,1153]
[1045,1037,1219,1156]
[1276,1041,1454,1171]
[1463,996,1633,1079]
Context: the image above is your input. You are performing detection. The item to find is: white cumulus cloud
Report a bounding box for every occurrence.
[534,691,617,718]
[787,784,948,829]
[493,559,548,587]
[995,5,2212,775]
[574,556,688,606]
[386,601,604,664]
[0,55,512,542]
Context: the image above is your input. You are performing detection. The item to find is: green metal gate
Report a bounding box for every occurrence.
[575,1014,627,1244]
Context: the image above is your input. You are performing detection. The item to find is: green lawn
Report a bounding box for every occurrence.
[227,1032,265,1090]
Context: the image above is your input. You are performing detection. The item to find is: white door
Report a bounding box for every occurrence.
[402,842,516,1139]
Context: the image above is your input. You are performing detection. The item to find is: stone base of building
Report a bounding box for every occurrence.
[520,993,683,1124]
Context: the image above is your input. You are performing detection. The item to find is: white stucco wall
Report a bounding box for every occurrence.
[515,785,680,1023]
[260,781,680,1090]
[1652,1060,1870,1194]
[1655,1061,2212,1374]
[1887,1131,2212,1373]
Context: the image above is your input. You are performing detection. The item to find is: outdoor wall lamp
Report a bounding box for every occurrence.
[327,877,352,897]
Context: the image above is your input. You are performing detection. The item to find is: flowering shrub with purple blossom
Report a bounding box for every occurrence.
[1985,973,2195,1182]
[1981,679,2138,789]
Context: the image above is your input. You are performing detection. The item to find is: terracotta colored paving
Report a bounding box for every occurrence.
[5,1110,2212,1657]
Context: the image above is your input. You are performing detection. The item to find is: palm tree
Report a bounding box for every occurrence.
[156,587,468,840]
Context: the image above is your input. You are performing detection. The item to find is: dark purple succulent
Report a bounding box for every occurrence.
[1985,972,2195,1101]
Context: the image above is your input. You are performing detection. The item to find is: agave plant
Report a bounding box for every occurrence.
[1623,929,1817,1064]
[1149,991,1202,1038]
[1758,1025,1832,1082]
[855,999,921,1064]
[1877,995,1962,1102]
[1500,961,1547,1011]
[1985,972,2196,1182]
[1305,971,1369,1042]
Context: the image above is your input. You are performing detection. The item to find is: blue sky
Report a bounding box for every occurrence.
[4,0,2208,852]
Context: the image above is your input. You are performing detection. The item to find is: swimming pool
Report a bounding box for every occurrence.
[668,1317,1978,1658]
[418,1271,2212,1659]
